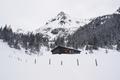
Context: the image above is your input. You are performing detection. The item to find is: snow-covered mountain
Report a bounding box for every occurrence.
[35,11,90,40]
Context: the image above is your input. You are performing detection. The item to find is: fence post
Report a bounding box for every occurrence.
[95,59,98,66]
[34,58,36,64]
[61,60,63,66]
[77,59,79,66]
[49,58,51,65]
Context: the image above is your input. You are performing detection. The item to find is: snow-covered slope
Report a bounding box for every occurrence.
[35,12,90,40]
[1,40,120,80]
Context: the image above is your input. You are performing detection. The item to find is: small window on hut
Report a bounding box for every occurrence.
[64,49,69,53]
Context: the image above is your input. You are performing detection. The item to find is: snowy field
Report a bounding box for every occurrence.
[0,40,120,80]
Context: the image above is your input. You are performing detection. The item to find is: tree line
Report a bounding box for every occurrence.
[0,25,49,54]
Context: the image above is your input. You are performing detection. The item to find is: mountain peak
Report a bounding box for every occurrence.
[57,11,66,17]
[56,11,69,21]
[45,11,71,26]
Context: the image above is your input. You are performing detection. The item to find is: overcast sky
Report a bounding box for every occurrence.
[0,0,120,30]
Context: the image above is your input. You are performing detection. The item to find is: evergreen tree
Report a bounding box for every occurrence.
[117,40,120,51]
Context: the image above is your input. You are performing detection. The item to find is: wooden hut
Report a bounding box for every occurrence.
[51,46,81,54]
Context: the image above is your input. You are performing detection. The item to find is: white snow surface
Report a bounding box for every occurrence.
[0,40,120,80]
